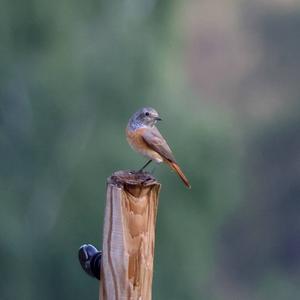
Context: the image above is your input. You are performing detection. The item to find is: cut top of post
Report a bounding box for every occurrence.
[107,170,160,197]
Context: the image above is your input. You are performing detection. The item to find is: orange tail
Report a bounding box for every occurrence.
[168,161,191,189]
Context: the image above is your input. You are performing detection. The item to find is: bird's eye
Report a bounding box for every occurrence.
[145,112,150,116]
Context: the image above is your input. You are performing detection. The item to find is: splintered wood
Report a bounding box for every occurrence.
[100,171,161,300]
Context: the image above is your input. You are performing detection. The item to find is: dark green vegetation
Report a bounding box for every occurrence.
[0,1,299,299]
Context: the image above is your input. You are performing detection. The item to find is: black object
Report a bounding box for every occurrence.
[78,244,102,280]
[139,159,152,171]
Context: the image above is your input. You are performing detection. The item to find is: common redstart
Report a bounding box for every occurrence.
[126,107,191,188]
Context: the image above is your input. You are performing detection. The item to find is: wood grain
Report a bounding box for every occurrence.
[100,171,161,300]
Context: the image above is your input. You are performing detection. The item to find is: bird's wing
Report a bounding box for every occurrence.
[142,126,176,162]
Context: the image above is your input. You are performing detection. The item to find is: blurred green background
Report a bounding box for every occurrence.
[1,0,300,299]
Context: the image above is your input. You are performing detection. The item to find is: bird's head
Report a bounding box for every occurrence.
[130,107,162,128]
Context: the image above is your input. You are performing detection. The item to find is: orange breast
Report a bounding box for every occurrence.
[126,127,163,163]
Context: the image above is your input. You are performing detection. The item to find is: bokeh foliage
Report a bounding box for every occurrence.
[1,1,299,299]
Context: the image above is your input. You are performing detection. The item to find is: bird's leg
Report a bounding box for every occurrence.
[138,160,152,172]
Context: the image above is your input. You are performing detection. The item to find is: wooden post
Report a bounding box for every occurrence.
[100,170,161,300]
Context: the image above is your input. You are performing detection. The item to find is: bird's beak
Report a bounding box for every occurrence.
[155,116,162,121]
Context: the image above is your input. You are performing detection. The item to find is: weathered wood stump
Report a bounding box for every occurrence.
[100,170,161,300]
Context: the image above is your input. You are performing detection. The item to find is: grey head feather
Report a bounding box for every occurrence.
[128,107,160,130]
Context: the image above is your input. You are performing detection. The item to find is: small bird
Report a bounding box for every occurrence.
[126,107,191,188]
